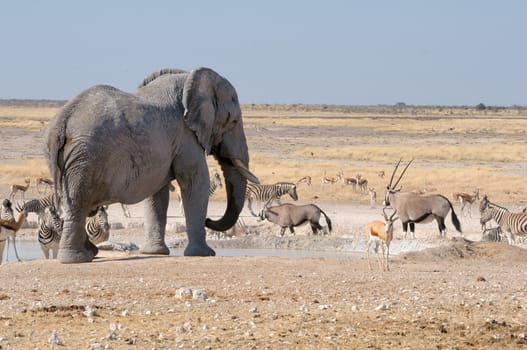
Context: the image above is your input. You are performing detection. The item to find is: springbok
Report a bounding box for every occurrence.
[452,188,480,217]
[296,176,312,186]
[365,207,398,271]
[384,159,462,239]
[0,210,26,264]
[369,187,377,208]
[9,178,31,202]
[343,176,357,191]
[358,175,369,193]
[321,171,342,185]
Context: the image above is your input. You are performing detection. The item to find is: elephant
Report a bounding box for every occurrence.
[44,67,259,263]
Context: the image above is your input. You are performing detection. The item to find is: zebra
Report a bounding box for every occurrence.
[479,195,527,245]
[209,170,223,197]
[86,206,111,245]
[245,182,299,217]
[0,199,22,263]
[37,206,63,259]
[16,193,55,222]
[1,199,14,221]
[481,226,503,243]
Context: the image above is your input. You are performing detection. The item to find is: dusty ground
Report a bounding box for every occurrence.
[2,200,527,349]
[2,110,527,349]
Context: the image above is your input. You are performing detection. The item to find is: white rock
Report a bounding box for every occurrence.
[175,287,193,299]
[84,305,97,317]
[375,304,389,311]
[192,289,208,301]
[48,330,60,345]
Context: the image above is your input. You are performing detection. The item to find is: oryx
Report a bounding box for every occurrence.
[384,159,462,239]
[259,203,332,237]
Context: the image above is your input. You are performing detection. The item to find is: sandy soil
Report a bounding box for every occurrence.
[2,199,527,349]
[2,119,527,349]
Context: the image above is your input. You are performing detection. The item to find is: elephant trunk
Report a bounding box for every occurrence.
[205,158,257,231]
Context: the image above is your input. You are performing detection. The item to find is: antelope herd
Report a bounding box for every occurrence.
[0,163,522,267]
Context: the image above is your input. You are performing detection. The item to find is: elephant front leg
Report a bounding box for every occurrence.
[182,183,215,257]
[140,186,170,255]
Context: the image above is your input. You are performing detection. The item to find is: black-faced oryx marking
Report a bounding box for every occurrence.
[384,159,462,239]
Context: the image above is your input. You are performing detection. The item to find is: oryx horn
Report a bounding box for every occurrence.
[392,159,413,190]
[387,158,402,189]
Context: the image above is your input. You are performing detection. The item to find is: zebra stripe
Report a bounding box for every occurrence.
[209,171,223,197]
[86,206,110,245]
[245,182,298,216]
[38,206,63,259]
[480,199,527,244]
[1,199,14,221]
[17,194,55,221]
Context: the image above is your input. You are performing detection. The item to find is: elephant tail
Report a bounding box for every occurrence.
[45,105,71,211]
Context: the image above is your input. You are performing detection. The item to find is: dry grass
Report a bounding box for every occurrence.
[1,102,526,205]
[0,105,58,129]
[296,144,527,163]
[245,114,527,135]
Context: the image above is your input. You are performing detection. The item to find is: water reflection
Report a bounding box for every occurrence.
[3,241,363,262]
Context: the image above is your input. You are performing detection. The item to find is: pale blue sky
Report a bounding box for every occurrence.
[0,1,525,106]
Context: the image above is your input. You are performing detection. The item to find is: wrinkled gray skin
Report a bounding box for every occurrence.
[259,203,332,236]
[45,67,259,263]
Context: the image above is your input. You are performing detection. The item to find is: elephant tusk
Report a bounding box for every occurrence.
[232,158,260,184]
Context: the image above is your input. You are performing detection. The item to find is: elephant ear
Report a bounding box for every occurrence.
[182,67,221,154]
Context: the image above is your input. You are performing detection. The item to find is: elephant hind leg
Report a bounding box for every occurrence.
[140,187,170,256]
[58,215,95,263]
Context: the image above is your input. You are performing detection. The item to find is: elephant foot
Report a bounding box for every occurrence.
[184,242,216,257]
[58,248,95,264]
[140,242,170,255]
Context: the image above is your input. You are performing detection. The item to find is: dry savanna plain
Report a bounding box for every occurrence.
[1,101,527,349]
